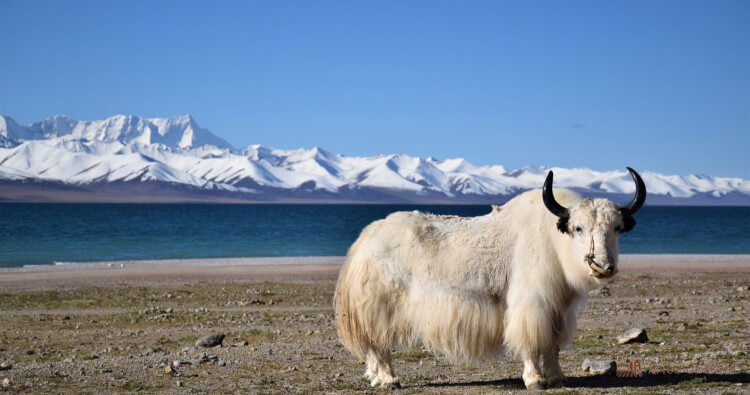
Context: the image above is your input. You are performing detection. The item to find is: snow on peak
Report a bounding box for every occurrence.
[0,115,748,202]
[0,114,232,150]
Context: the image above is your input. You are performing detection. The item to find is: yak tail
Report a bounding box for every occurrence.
[334,249,408,361]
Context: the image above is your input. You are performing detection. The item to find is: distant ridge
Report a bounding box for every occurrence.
[1,115,748,204]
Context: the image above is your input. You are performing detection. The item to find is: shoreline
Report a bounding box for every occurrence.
[0,254,748,291]
[0,254,748,273]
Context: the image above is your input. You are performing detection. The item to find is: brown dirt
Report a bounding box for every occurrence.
[0,262,747,393]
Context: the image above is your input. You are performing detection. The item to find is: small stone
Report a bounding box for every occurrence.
[234,341,248,347]
[0,362,11,370]
[165,308,173,313]
[176,380,184,387]
[581,358,616,375]
[196,333,225,348]
[165,365,174,374]
[658,311,669,316]
[62,316,71,321]
[217,360,226,367]
[63,357,75,363]
[737,286,747,292]
[618,328,648,344]
[2,378,10,388]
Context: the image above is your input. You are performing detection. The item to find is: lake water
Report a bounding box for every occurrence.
[0,204,748,267]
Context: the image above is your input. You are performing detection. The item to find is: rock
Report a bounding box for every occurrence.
[234,341,248,347]
[2,378,10,388]
[176,380,184,387]
[618,328,648,344]
[217,360,226,367]
[0,362,11,370]
[581,359,616,375]
[658,311,669,316]
[164,365,174,374]
[196,333,225,348]
[63,357,75,363]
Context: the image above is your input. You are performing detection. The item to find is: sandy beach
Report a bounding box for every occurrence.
[0,255,748,392]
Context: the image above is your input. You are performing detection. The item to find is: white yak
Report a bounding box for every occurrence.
[334,167,646,389]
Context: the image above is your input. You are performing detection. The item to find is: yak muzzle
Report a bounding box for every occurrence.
[585,255,617,278]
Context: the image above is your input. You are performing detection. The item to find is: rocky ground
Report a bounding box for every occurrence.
[0,271,747,393]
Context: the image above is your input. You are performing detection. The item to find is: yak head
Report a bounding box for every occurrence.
[542,167,646,279]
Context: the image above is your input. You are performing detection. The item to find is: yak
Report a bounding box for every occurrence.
[334,167,646,389]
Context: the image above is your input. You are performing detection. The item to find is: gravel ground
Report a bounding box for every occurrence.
[0,268,747,393]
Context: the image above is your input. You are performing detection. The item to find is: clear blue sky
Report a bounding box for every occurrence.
[1,0,748,178]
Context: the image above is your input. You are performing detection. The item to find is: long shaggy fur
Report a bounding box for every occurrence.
[334,189,626,387]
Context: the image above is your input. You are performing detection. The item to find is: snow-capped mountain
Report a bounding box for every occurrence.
[1,114,748,204]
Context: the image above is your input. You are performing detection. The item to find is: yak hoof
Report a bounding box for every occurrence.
[526,382,546,390]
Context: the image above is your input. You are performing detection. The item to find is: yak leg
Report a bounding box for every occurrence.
[364,350,378,380]
[369,349,399,389]
[542,345,565,387]
[522,353,546,390]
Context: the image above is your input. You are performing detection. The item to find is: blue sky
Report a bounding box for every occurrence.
[1,0,748,178]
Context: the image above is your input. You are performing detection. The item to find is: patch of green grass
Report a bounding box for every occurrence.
[677,376,706,388]
[242,328,278,343]
[116,380,153,391]
[395,349,433,362]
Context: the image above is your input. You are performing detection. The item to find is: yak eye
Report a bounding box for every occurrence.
[575,226,583,233]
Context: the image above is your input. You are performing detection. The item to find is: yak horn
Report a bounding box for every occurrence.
[543,171,568,218]
[620,167,646,215]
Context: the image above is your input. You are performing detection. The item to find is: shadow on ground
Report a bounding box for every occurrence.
[411,372,749,390]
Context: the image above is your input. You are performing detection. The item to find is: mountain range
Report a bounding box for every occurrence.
[1,114,748,204]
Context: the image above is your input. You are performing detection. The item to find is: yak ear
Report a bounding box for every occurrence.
[621,212,636,233]
[556,216,570,234]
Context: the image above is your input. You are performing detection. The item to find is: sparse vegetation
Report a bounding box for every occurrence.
[0,273,746,393]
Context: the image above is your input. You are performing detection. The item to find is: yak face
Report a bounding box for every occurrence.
[564,199,626,278]
[542,167,646,279]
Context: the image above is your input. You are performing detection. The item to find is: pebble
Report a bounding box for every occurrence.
[176,380,184,387]
[196,333,225,348]
[618,328,648,344]
[2,378,10,388]
[581,359,617,375]
[235,341,248,347]
[0,362,11,370]
[658,311,669,316]
[217,360,226,367]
